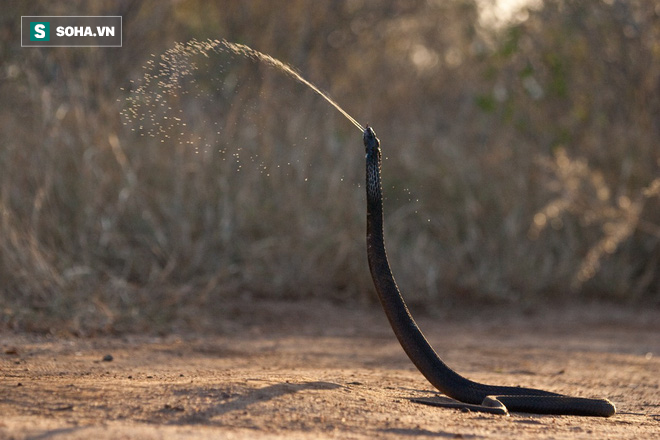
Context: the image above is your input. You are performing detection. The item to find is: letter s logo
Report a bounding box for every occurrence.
[35,24,45,39]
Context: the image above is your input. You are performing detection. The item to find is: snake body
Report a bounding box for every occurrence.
[363,125,615,417]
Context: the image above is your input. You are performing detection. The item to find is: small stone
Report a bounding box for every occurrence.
[102,354,113,362]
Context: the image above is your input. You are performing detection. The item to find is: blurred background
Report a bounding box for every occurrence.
[1,0,658,334]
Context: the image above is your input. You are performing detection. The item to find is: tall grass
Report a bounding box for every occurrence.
[1,0,658,333]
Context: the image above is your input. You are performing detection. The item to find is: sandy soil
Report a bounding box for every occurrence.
[1,300,659,439]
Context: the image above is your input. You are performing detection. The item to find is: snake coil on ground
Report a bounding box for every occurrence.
[363,125,615,417]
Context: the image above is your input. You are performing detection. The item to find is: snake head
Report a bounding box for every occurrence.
[363,125,380,158]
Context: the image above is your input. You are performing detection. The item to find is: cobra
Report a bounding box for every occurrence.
[363,125,615,417]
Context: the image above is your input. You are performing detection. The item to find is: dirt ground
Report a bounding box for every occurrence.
[1,299,659,439]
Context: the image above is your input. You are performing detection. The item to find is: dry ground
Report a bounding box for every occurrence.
[1,300,659,439]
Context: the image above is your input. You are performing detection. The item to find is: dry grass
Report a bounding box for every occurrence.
[1,0,658,333]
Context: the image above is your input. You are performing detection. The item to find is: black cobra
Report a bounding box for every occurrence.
[363,125,615,417]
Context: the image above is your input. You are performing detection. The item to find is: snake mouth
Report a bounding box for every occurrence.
[363,125,379,151]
